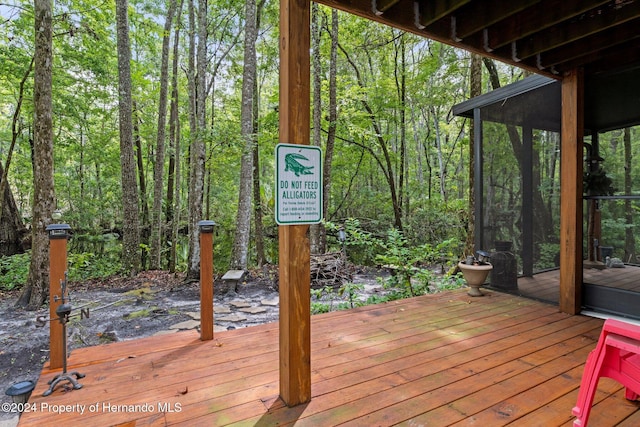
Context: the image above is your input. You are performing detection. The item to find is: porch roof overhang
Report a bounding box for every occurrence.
[452,74,561,131]
[452,65,640,134]
[313,0,640,82]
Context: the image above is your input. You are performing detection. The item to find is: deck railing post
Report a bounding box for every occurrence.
[47,223,71,370]
[198,220,216,340]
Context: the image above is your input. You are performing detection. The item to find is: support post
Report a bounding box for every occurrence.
[473,107,483,252]
[47,223,71,370]
[198,220,215,341]
[560,68,584,315]
[279,0,311,406]
[522,126,534,277]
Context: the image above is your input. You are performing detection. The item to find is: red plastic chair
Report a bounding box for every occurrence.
[572,318,640,426]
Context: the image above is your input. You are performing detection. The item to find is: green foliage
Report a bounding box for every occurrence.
[1,1,536,283]
[405,199,468,247]
[324,218,383,265]
[375,229,449,297]
[438,273,468,291]
[310,285,333,301]
[374,229,462,298]
[375,228,419,295]
[535,243,560,270]
[0,252,30,291]
[364,294,389,305]
[0,245,123,292]
[338,282,364,308]
[311,302,330,314]
[67,251,122,282]
[175,237,191,272]
[310,282,366,312]
[310,285,336,314]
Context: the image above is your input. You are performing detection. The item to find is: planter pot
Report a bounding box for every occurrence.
[458,261,493,297]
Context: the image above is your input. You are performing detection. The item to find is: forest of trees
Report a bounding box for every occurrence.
[0,0,533,309]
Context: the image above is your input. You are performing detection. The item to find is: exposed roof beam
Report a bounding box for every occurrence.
[511,1,640,60]
[372,0,401,16]
[313,0,640,79]
[583,43,640,76]
[414,0,470,29]
[539,19,640,69]
[451,0,539,40]
[484,0,610,50]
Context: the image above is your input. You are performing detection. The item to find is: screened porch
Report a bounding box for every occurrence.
[453,68,640,320]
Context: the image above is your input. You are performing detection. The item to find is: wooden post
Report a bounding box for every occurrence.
[47,224,71,370]
[279,0,311,406]
[198,220,215,341]
[559,68,584,315]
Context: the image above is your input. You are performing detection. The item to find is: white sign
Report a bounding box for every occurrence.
[275,143,323,225]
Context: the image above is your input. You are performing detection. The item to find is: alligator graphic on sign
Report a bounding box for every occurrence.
[284,153,314,176]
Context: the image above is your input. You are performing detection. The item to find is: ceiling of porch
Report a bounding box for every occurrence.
[313,0,640,79]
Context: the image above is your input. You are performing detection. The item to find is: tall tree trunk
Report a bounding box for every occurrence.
[309,2,322,254]
[167,2,183,272]
[546,133,559,219]
[0,163,28,257]
[624,127,635,261]
[252,0,267,267]
[16,0,55,309]
[0,57,32,257]
[252,143,265,266]
[116,0,141,276]
[149,0,178,270]
[185,0,197,276]
[230,0,258,270]
[321,8,338,248]
[431,105,447,201]
[186,0,206,280]
[466,53,482,254]
[0,57,33,227]
[78,113,86,208]
[395,32,406,222]
[132,102,148,269]
[168,82,181,273]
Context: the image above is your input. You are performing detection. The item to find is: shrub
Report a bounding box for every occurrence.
[0,252,30,291]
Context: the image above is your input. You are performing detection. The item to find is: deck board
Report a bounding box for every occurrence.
[514,265,640,305]
[18,289,640,426]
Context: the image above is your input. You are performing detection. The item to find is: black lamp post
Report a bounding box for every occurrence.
[338,227,346,258]
[5,380,35,416]
[52,209,62,222]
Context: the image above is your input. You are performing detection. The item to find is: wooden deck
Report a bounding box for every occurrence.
[18,289,640,426]
[506,265,640,305]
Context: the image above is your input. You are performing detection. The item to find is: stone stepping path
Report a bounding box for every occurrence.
[169,319,200,330]
[239,306,267,314]
[217,313,248,322]
[228,300,252,308]
[166,294,279,333]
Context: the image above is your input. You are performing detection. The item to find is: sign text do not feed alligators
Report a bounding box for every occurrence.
[275,143,323,225]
